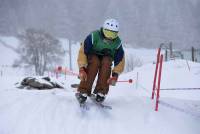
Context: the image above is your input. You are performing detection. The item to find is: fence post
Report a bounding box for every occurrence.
[69,40,72,70]
[155,54,163,111]
[65,67,67,80]
[165,49,168,61]
[152,47,161,99]
[56,71,58,79]
[136,72,139,89]
[169,42,173,59]
[191,47,195,62]
[0,70,2,77]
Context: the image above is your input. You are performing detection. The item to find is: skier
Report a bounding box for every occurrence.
[76,18,125,104]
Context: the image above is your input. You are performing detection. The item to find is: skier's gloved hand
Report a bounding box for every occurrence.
[107,77,117,86]
[107,72,118,86]
[79,67,87,81]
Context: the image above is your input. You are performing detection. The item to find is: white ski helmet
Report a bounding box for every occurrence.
[103,19,119,32]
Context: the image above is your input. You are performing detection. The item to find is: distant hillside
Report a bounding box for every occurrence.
[0,0,200,48]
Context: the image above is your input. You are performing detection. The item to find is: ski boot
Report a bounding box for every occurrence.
[75,92,87,104]
[95,93,106,103]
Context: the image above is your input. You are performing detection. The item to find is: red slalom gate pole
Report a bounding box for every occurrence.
[152,47,161,99]
[155,54,163,111]
[117,79,133,84]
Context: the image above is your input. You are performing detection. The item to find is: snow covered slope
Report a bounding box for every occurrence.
[0,59,200,134]
[0,36,200,134]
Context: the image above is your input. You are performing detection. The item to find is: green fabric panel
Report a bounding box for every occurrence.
[91,29,121,59]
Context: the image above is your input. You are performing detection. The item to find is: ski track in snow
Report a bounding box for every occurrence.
[0,86,200,134]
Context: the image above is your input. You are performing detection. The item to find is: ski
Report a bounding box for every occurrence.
[79,103,89,110]
[90,94,112,110]
[96,103,112,110]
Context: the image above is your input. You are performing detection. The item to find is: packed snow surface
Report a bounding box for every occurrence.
[0,37,200,134]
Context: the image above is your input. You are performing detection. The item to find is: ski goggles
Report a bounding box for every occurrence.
[103,29,118,39]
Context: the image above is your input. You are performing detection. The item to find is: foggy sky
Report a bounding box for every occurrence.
[0,0,200,48]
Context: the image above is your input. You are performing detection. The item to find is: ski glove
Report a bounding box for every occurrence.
[107,72,118,86]
[79,67,87,81]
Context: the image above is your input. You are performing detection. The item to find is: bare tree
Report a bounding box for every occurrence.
[16,28,64,75]
[125,53,143,72]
